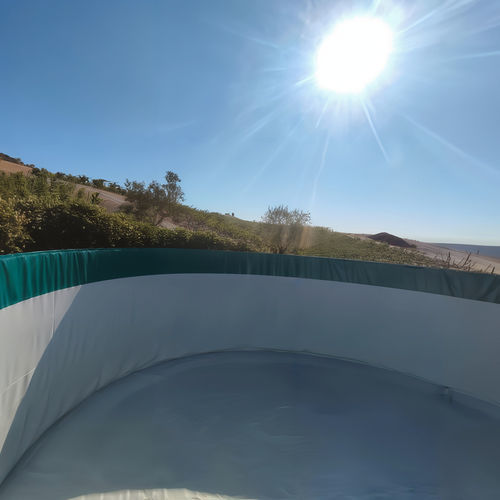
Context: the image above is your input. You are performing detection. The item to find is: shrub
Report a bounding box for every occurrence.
[0,197,30,254]
[8,199,256,253]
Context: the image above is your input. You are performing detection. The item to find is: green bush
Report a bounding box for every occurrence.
[0,171,74,201]
[0,166,463,269]
[173,205,267,251]
[5,198,256,253]
[0,197,30,254]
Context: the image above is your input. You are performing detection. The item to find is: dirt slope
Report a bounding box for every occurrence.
[0,159,33,175]
[352,232,499,274]
[407,240,500,274]
[74,184,127,212]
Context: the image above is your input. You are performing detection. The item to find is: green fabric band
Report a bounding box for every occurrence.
[1,248,499,310]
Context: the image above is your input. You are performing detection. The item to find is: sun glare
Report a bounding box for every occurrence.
[316,17,393,94]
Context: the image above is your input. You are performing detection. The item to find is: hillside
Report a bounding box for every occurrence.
[168,208,444,267]
[368,232,414,248]
[0,154,496,272]
[0,158,128,212]
[408,239,499,274]
[0,158,33,176]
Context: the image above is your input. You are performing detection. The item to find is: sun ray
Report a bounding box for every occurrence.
[398,0,476,35]
[361,99,390,163]
[401,113,500,178]
[447,50,500,60]
[215,23,281,49]
[243,118,305,193]
[309,132,331,209]
[397,5,446,35]
[370,0,383,15]
[315,96,332,128]
[293,75,315,88]
[238,110,278,144]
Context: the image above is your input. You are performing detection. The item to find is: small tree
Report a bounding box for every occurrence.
[164,171,184,206]
[91,178,107,189]
[77,175,90,185]
[261,205,311,254]
[124,171,184,226]
[89,192,101,205]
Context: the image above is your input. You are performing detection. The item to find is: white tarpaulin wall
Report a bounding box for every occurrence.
[0,248,499,493]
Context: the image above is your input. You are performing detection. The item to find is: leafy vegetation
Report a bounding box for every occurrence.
[18,199,256,253]
[0,170,258,254]
[0,170,75,201]
[0,197,30,254]
[0,154,484,271]
[170,206,267,250]
[123,171,185,225]
[261,205,311,254]
[43,169,127,195]
[297,227,438,266]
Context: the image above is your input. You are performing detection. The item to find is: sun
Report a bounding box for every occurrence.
[316,17,393,94]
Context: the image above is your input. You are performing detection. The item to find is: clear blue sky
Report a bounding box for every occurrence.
[1,0,499,244]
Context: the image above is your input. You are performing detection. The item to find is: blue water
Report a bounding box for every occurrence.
[437,243,500,259]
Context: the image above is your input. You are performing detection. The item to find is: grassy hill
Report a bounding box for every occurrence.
[0,154,463,269]
[169,206,438,267]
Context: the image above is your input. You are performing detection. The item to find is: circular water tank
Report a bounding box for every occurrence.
[0,249,499,499]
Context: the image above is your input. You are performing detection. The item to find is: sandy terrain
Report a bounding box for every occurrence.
[351,233,499,274]
[407,239,500,274]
